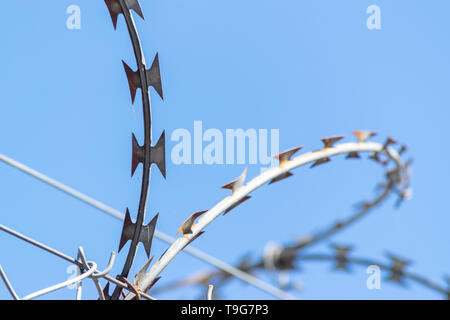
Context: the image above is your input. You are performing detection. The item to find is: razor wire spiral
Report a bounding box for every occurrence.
[0,1,449,300]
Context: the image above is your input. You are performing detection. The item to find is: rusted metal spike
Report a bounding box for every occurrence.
[399,145,407,155]
[346,152,360,159]
[104,0,144,30]
[269,172,293,184]
[311,157,330,168]
[146,53,164,100]
[224,196,251,215]
[124,0,145,20]
[383,137,398,150]
[274,248,297,271]
[273,146,303,167]
[369,152,381,163]
[177,210,207,236]
[118,208,135,253]
[321,135,345,149]
[386,253,411,283]
[354,201,372,211]
[122,60,140,104]
[134,256,154,287]
[150,130,166,178]
[131,133,145,177]
[181,231,206,251]
[148,276,161,291]
[332,245,353,270]
[353,131,377,143]
[140,213,158,258]
[221,168,247,194]
[103,282,112,300]
[386,168,401,182]
[104,0,122,29]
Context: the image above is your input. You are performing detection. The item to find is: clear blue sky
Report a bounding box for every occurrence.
[1,0,449,300]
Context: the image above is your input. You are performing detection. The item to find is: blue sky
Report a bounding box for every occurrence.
[0,0,449,299]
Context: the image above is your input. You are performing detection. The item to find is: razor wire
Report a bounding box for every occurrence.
[0,0,444,300]
[1,0,292,299]
[103,0,166,300]
[0,223,155,300]
[126,134,415,298]
[0,153,293,300]
[153,249,449,300]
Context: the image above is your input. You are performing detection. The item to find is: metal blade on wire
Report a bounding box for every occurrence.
[131,131,166,178]
[122,54,164,104]
[151,130,166,178]
[104,0,145,29]
[146,53,164,100]
[131,133,145,176]
[118,209,159,258]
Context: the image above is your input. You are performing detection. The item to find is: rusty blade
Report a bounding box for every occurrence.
[131,133,145,176]
[311,157,330,168]
[321,135,345,149]
[399,145,407,155]
[181,231,206,252]
[386,253,411,283]
[147,277,161,291]
[269,146,302,184]
[354,201,372,211]
[104,0,122,29]
[150,130,166,178]
[332,245,353,271]
[383,137,398,150]
[122,60,140,104]
[134,256,154,287]
[369,152,381,163]
[124,0,145,20]
[224,196,251,215]
[103,282,112,300]
[221,168,247,194]
[146,53,164,100]
[118,209,158,258]
[353,131,377,143]
[346,152,360,159]
[273,146,303,166]
[177,210,207,235]
[140,213,159,258]
[269,172,293,185]
[118,208,135,253]
[104,0,144,29]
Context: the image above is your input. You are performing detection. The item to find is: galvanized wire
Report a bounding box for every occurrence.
[0,265,19,300]
[0,222,155,300]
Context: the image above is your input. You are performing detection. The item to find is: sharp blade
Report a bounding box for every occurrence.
[146,53,164,100]
[122,60,140,104]
[140,214,158,258]
[150,130,166,178]
[132,133,145,177]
